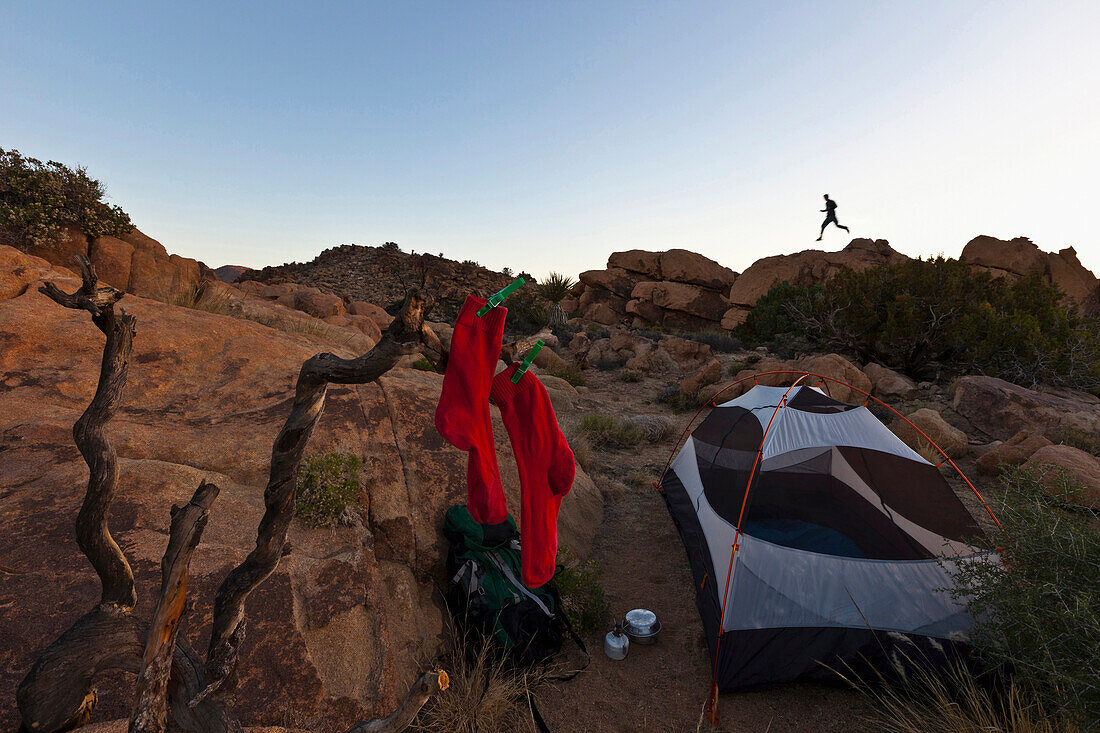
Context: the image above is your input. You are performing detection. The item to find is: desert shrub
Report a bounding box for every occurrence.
[555,548,612,635]
[539,272,576,303]
[620,368,643,383]
[948,464,1099,728]
[580,414,642,448]
[380,241,401,252]
[568,434,596,473]
[689,330,742,353]
[547,365,586,387]
[501,266,513,277]
[624,414,676,442]
[594,355,626,371]
[410,357,439,372]
[727,360,748,376]
[504,289,549,334]
[1057,427,1100,456]
[657,385,706,413]
[296,452,361,528]
[0,147,133,249]
[738,257,1100,390]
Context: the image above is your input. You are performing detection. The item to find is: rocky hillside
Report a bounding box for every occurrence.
[0,245,602,730]
[238,244,515,323]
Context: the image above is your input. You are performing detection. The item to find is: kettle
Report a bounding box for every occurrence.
[604,623,630,660]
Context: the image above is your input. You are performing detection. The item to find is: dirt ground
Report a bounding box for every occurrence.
[537,364,892,733]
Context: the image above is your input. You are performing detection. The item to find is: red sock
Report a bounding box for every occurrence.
[435,295,508,524]
[490,363,576,587]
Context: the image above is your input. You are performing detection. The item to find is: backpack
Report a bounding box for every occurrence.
[443,504,586,669]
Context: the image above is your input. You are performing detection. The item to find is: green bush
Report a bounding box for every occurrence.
[580,414,642,448]
[555,548,611,635]
[538,272,576,303]
[296,452,362,528]
[0,147,133,249]
[948,464,1099,728]
[547,365,586,387]
[737,257,1100,390]
[409,357,438,372]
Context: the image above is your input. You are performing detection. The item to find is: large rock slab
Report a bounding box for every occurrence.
[631,281,729,321]
[952,376,1100,441]
[607,249,662,280]
[863,362,918,400]
[578,266,645,299]
[976,430,1053,475]
[657,249,737,291]
[0,247,603,729]
[728,238,906,307]
[892,408,969,458]
[1024,445,1100,507]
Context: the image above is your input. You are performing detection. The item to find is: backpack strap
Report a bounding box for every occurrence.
[486,551,553,617]
[546,605,590,682]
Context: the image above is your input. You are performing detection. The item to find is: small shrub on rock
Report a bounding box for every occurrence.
[620,368,643,383]
[0,147,133,249]
[689,330,743,353]
[296,452,361,528]
[410,357,439,372]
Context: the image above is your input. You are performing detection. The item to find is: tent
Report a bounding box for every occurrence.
[658,374,998,718]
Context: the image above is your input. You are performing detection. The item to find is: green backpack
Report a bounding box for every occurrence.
[443,505,583,667]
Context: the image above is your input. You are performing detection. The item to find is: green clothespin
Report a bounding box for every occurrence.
[477,277,525,317]
[512,339,544,383]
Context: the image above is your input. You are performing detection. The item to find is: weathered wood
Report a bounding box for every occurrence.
[197,290,438,706]
[130,481,221,733]
[19,256,140,730]
[344,670,449,733]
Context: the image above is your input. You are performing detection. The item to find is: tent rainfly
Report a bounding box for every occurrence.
[659,377,998,722]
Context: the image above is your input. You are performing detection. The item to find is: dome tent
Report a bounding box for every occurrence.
[658,374,999,722]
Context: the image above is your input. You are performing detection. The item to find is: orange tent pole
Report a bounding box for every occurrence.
[705,376,806,725]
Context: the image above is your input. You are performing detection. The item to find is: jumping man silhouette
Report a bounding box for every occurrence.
[817,194,849,241]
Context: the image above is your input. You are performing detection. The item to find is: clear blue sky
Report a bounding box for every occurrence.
[2,1,1098,277]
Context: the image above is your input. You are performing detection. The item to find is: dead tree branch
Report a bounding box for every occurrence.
[196,290,440,707]
[344,670,449,733]
[17,257,141,731]
[131,481,221,733]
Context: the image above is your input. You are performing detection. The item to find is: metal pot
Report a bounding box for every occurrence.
[622,608,661,644]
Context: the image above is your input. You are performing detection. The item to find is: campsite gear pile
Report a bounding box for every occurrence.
[659,380,999,723]
[437,281,585,673]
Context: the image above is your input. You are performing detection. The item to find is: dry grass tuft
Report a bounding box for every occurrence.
[625,414,677,443]
[413,616,546,733]
[169,280,234,314]
[837,653,1080,733]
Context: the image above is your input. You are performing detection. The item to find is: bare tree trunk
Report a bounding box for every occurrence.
[131,481,221,733]
[18,257,141,731]
[195,291,442,708]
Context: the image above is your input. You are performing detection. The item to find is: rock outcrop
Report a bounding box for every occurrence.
[976,430,1053,475]
[960,235,1100,312]
[1024,445,1100,506]
[576,249,737,331]
[952,376,1100,441]
[0,246,603,730]
[722,239,907,327]
[863,362,919,400]
[725,353,871,404]
[891,408,970,458]
[26,225,203,300]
